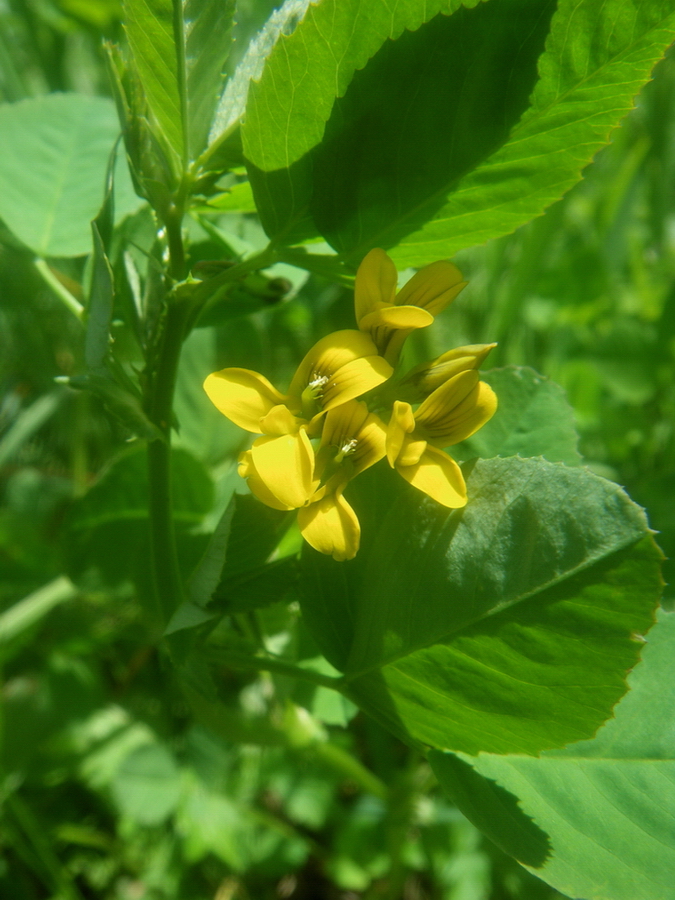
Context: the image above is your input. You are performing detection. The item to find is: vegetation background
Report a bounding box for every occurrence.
[0,1,673,898]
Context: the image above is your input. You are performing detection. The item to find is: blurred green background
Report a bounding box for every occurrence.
[0,1,673,898]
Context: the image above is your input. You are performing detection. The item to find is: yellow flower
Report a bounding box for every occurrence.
[298,400,387,561]
[204,330,393,509]
[355,248,467,365]
[386,370,497,508]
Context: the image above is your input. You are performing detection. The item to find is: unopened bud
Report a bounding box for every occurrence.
[397,343,496,402]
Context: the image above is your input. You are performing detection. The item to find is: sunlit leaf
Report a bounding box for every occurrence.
[0,94,140,257]
[431,608,675,900]
[300,459,662,755]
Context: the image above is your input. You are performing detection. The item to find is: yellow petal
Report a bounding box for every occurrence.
[359,306,434,332]
[288,330,382,405]
[322,355,393,410]
[238,451,294,511]
[395,260,466,316]
[358,306,433,364]
[204,368,285,433]
[397,445,467,508]
[259,403,301,436]
[354,248,397,324]
[426,381,498,447]
[415,370,480,426]
[397,437,428,467]
[386,400,416,466]
[298,491,361,560]
[250,430,315,509]
[322,400,388,476]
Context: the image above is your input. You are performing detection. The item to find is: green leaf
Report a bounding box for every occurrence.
[455,367,581,465]
[123,0,236,165]
[122,0,182,160]
[64,446,213,585]
[310,0,555,260]
[430,608,675,900]
[215,557,299,614]
[243,0,675,266]
[184,0,236,160]
[210,0,314,147]
[84,224,114,375]
[299,458,661,755]
[0,577,78,661]
[0,94,140,257]
[111,743,182,825]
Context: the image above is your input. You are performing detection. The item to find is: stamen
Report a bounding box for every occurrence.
[308,373,329,393]
[340,439,358,455]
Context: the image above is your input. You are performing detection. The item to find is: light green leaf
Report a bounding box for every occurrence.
[299,458,661,755]
[242,0,473,172]
[111,743,182,825]
[0,577,78,658]
[243,0,675,266]
[122,0,182,158]
[430,608,675,900]
[210,0,314,146]
[184,0,236,160]
[0,94,140,257]
[123,0,236,164]
[456,367,581,465]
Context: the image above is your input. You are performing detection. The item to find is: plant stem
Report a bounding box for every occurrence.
[146,297,190,628]
[213,649,345,690]
[314,741,388,800]
[34,258,84,321]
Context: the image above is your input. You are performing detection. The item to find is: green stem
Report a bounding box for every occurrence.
[34,258,84,321]
[212,649,345,690]
[146,298,190,627]
[313,741,388,801]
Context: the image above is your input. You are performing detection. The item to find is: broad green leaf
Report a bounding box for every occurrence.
[242,0,474,172]
[310,0,554,260]
[0,94,140,257]
[456,367,581,465]
[111,743,181,825]
[430,608,675,900]
[300,458,661,755]
[243,0,675,266]
[123,0,236,164]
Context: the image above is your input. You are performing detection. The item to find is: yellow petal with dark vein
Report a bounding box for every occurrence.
[354,248,397,324]
[250,430,315,509]
[298,492,361,560]
[396,445,467,508]
[204,368,285,433]
[395,260,466,316]
[426,381,498,447]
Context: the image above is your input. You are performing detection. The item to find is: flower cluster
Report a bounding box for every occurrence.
[204,249,497,560]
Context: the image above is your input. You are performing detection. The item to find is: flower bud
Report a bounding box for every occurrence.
[396,343,496,402]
